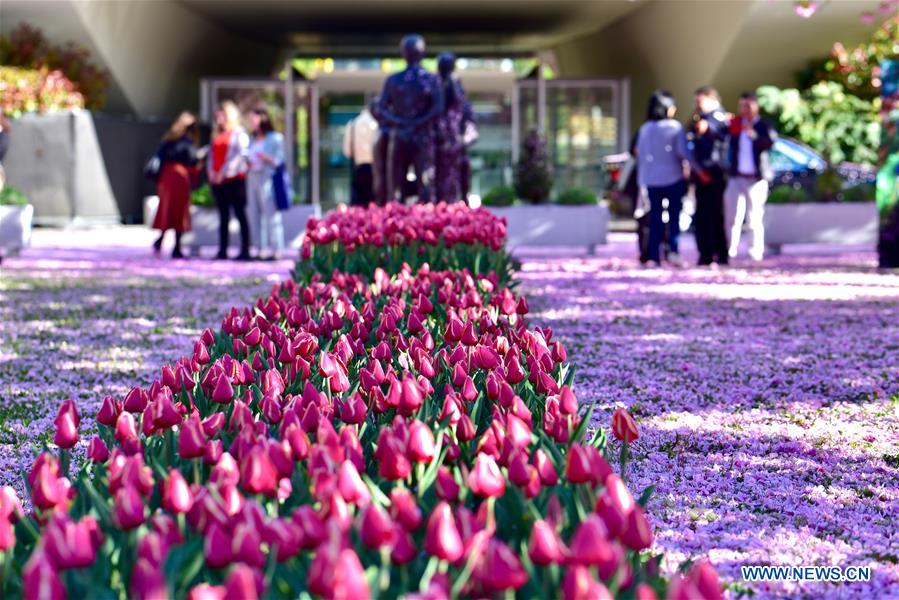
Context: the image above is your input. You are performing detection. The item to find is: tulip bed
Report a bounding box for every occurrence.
[4,203,720,599]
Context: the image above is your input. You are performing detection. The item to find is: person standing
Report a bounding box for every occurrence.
[207,101,251,261]
[724,91,776,261]
[688,86,730,266]
[343,105,378,206]
[247,107,286,260]
[152,112,199,259]
[635,91,708,267]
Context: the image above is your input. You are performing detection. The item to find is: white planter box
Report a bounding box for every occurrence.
[763,202,878,252]
[143,196,317,254]
[488,203,609,252]
[0,204,34,258]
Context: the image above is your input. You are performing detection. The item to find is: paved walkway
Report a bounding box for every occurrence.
[1,227,897,598]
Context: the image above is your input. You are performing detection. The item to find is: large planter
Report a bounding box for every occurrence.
[763,202,878,253]
[487,203,609,252]
[0,204,34,259]
[143,196,317,255]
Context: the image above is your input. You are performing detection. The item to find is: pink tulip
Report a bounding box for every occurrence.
[97,396,122,426]
[562,565,612,600]
[53,408,79,449]
[528,519,564,565]
[408,420,436,463]
[162,469,194,514]
[179,413,207,459]
[240,445,278,496]
[569,515,617,574]
[337,460,371,506]
[424,502,464,562]
[476,538,528,592]
[124,386,149,413]
[44,514,102,569]
[114,485,146,530]
[224,564,262,600]
[595,474,634,537]
[131,557,167,600]
[204,522,233,568]
[359,504,395,549]
[469,453,505,498]
[87,435,110,463]
[187,584,226,600]
[620,505,654,550]
[389,488,422,531]
[435,466,460,501]
[211,373,234,404]
[611,408,639,443]
[23,549,66,600]
[687,559,723,599]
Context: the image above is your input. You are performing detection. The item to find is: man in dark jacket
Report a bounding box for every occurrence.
[688,86,730,266]
[724,91,776,261]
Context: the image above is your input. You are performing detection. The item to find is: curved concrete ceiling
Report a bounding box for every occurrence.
[177,0,648,54]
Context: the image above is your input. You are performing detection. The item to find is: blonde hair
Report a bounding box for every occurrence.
[162,111,197,142]
[216,100,242,134]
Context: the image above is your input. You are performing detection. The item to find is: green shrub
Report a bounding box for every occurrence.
[0,186,29,206]
[191,184,214,207]
[481,186,516,207]
[842,182,875,203]
[768,185,812,204]
[556,187,598,205]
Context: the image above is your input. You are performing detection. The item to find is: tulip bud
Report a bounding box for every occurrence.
[97,396,122,426]
[688,560,723,600]
[131,557,166,600]
[408,420,436,463]
[337,460,371,506]
[611,408,639,443]
[389,488,422,531]
[224,564,262,600]
[620,505,653,550]
[87,435,110,463]
[595,474,634,537]
[212,374,234,404]
[23,549,66,600]
[569,515,617,573]
[469,453,505,498]
[124,386,149,413]
[162,469,194,514]
[359,504,395,549]
[114,485,146,530]
[435,467,460,501]
[475,538,528,592]
[562,565,612,600]
[424,502,463,563]
[179,413,207,459]
[53,408,79,449]
[188,584,226,600]
[528,519,564,565]
[240,446,278,497]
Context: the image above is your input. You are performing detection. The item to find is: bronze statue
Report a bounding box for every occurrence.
[377,34,443,203]
[434,52,467,202]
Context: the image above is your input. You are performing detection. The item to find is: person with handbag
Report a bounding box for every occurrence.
[207,101,251,261]
[151,112,200,259]
[247,107,286,260]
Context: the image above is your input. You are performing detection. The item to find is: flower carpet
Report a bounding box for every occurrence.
[0,217,896,599]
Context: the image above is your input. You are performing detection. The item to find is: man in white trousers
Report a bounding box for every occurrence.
[724,91,776,261]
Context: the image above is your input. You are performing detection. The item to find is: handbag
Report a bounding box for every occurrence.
[272,163,292,211]
[143,150,162,182]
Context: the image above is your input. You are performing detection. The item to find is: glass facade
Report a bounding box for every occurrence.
[202,72,627,209]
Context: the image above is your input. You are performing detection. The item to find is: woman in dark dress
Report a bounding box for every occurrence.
[153,112,199,258]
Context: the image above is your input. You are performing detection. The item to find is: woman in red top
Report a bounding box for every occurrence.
[153,112,199,258]
[207,101,250,260]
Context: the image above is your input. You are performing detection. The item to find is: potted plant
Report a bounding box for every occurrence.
[0,186,34,259]
[764,180,877,253]
[481,184,609,252]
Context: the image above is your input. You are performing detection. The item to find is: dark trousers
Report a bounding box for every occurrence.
[648,180,686,263]
[211,178,249,257]
[372,134,389,206]
[350,164,374,206]
[693,174,728,265]
[387,134,435,203]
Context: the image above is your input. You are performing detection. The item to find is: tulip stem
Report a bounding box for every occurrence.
[193,458,201,485]
[619,441,629,484]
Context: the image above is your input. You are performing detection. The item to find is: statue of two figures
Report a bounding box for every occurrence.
[374,34,473,204]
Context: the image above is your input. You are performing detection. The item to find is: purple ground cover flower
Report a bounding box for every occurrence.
[519,245,899,598]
